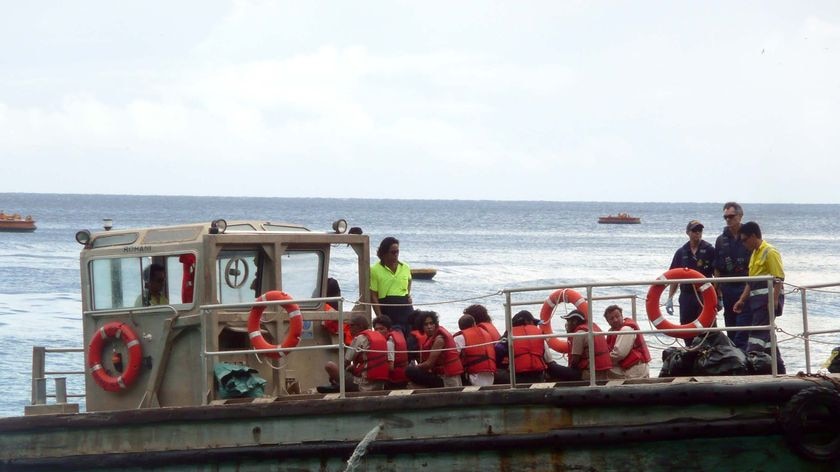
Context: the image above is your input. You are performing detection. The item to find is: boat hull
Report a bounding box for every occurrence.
[0,222,37,232]
[3,377,838,471]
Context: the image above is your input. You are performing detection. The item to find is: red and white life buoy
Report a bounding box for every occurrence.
[248,291,303,359]
[539,288,589,353]
[645,268,718,339]
[87,321,143,392]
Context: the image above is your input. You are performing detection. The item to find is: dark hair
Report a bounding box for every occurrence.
[512,310,537,327]
[740,221,762,239]
[723,201,743,216]
[376,237,400,260]
[463,304,491,324]
[373,314,392,330]
[603,305,622,317]
[349,313,369,330]
[326,277,341,310]
[145,263,165,282]
[417,310,439,328]
[458,314,476,330]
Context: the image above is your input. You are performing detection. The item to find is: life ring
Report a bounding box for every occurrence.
[780,386,840,461]
[248,291,303,359]
[539,289,589,353]
[645,268,717,339]
[87,321,143,392]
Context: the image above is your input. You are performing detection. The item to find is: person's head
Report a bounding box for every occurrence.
[348,314,370,337]
[603,305,624,330]
[418,310,439,337]
[686,220,704,242]
[561,310,586,333]
[373,314,392,338]
[408,310,421,332]
[376,237,400,263]
[145,263,166,295]
[739,221,763,251]
[325,277,341,310]
[463,304,491,324]
[512,310,537,327]
[723,202,744,230]
[458,314,476,331]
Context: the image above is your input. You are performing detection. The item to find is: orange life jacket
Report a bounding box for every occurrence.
[321,306,353,346]
[460,326,496,374]
[421,326,464,377]
[512,325,546,373]
[352,330,390,381]
[606,318,652,369]
[478,321,501,341]
[179,254,196,303]
[389,329,409,383]
[571,324,612,371]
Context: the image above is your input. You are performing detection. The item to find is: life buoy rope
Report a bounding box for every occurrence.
[248,290,303,359]
[539,288,589,353]
[645,268,717,339]
[87,321,143,392]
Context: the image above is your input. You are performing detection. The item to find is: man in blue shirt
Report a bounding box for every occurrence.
[668,220,715,345]
[713,202,751,350]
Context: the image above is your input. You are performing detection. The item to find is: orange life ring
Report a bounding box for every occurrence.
[539,288,589,353]
[645,268,718,339]
[248,291,303,359]
[87,321,143,392]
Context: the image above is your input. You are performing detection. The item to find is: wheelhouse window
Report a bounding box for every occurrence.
[90,254,194,310]
[281,250,323,308]
[216,250,263,304]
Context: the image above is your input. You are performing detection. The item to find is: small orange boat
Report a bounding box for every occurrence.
[598,213,641,224]
[411,268,437,280]
[0,211,37,232]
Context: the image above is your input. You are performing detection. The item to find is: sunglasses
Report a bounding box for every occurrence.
[690,228,703,233]
[723,214,738,220]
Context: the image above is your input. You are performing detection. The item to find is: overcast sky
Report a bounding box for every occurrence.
[2,1,838,202]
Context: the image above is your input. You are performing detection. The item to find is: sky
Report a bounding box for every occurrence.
[1,1,838,203]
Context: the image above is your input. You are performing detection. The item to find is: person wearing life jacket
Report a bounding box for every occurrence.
[463,304,502,341]
[453,314,496,386]
[322,314,389,392]
[320,277,353,346]
[405,311,464,388]
[405,310,427,363]
[603,305,651,379]
[373,314,409,389]
[550,310,612,381]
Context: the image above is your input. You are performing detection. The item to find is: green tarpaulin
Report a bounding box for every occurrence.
[214,362,267,399]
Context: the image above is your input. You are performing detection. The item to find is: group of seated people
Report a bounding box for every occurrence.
[321,303,652,392]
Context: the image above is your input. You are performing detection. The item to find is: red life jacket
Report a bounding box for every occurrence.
[321,306,353,346]
[389,329,409,383]
[410,329,427,350]
[606,318,652,370]
[421,326,464,377]
[571,324,612,371]
[179,254,196,303]
[460,326,496,374]
[478,321,501,341]
[352,330,390,381]
[512,325,546,373]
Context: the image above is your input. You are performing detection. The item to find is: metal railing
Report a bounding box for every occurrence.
[30,347,85,406]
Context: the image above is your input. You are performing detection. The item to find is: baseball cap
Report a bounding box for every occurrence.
[686,220,704,231]
[561,310,586,321]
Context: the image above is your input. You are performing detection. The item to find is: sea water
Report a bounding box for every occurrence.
[1,193,839,417]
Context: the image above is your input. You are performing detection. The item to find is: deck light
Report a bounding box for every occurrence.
[103,218,113,231]
[332,219,348,234]
[210,219,227,234]
[75,230,91,245]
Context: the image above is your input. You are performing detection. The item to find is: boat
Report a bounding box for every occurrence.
[411,267,437,280]
[2,218,839,470]
[598,212,641,224]
[0,211,37,232]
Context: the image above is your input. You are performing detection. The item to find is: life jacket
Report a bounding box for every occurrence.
[421,326,464,377]
[571,324,612,371]
[478,321,502,341]
[410,330,427,350]
[389,329,409,383]
[512,325,546,374]
[351,330,390,381]
[179,254,196,303]
[605,318,652,370]
[460,326,496,374]
[321,306,353,346]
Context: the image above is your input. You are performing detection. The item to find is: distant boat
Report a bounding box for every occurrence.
[0,211,37,232]
[411,268,437,280]
[598,213,641,224]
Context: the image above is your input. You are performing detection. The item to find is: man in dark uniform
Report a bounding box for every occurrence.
[667,220,715,346]
[713,202,751,350]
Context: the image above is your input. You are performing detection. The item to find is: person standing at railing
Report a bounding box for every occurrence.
[714,202,751,350]
[733,221,786,374]
[370,237,413,336]
[666,219,716,346]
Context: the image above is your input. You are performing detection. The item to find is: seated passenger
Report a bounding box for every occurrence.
[453,314,496,386]
[551,310,612,381]
[603,305,651,379]
[323,314,389,392]
[405,310,427,363]
[405,311,464,388]
[463,304,502,341]
[321,277,352,345]
[135,263,169,307]
[373,315,409,390]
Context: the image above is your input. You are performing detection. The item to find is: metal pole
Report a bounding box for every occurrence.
[800,287,811,374]
[586,286,596,387]
[506,291,516,387]
[338,299,346,398]
[55,377,68,404]
[31,347,46,405]
[768,279,778,376]
[32,378,47,405]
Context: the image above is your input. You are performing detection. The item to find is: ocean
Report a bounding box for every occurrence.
[1,193,839,417]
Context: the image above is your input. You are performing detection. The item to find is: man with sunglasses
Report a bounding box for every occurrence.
[667,220,715,346]
[713,202,751,350]
[732,221,786,373]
